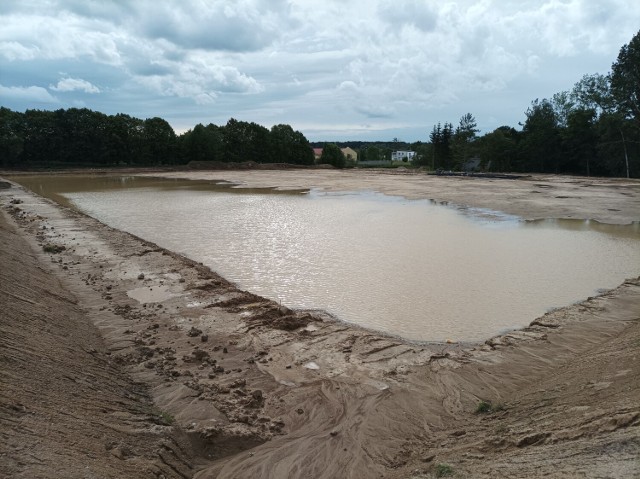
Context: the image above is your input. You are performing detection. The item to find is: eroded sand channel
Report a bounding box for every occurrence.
[10,173,640,342]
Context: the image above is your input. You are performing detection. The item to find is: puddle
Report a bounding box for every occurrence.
[127,285,181,304]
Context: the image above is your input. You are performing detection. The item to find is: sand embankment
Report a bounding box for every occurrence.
[0,199,194,478]
[1,171,639,478]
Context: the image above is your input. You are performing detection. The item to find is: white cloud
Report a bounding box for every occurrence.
[133,54,263,104]
[0,84,58,103]
[0,0,639,139]
[50,77,100,93]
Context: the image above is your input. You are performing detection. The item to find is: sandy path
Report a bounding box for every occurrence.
[1,171,639,478]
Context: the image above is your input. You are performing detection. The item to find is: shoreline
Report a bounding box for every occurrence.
[2,171,639,478]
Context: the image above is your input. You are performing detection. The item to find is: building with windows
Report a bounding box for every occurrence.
[391,150,416,162]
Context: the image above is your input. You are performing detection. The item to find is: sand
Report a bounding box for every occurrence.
[1,169,639,478]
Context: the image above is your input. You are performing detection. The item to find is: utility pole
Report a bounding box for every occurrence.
[620,128,630,179]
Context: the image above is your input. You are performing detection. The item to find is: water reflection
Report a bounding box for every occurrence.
[10,175,307,209]
[10,174,640,342]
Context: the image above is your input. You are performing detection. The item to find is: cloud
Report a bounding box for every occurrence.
[377,0,437,32]
[0,84,58,103]
[135,0,287,52]
[50,77,100,93]
[133,57,262,104]
[1,0,640,140]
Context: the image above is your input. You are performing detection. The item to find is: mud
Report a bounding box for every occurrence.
[1,170,639,478]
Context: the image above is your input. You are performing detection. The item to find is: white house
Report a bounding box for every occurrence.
[391,150,416,162]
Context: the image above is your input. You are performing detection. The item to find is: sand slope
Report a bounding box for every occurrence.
[1,171,639,478]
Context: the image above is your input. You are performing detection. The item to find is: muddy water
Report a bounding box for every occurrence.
[12,175,640,342]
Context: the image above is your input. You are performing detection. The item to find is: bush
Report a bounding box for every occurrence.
[435,463,454,477]
[43,243,66,254]
[475,400,492,414]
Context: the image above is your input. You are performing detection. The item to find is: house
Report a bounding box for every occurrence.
[391,150,416,162]
[341,147,358,163]
[313,148,323,161]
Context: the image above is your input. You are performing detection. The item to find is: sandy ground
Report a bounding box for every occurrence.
[147,169,640,225]
[1,170,639,478]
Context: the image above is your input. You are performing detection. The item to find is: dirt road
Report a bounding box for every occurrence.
[1,170,639,478]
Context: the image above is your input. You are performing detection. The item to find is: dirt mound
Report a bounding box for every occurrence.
[0,211,195,478]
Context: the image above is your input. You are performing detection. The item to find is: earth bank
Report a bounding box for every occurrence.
[1,170,639,478]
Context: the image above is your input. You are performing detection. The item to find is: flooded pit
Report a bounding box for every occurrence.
[11,175,640,342]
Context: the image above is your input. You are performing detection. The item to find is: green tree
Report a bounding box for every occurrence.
[319,143,346,168]
[610,29,640,124]
[429,122,453,170]
[520,99,562,172]
[550,91,575,128]
[562,108,598,176]
[224,118,270,163]
[451,113,479,169]
[364,145,381,162]
[269,124,314,165]
[571,73,615,115]
[180,123,224,163]
[0,107,24,167]
[477,126,519,172]
[141,117,177,165]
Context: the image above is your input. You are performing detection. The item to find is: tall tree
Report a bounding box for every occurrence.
[477,126,519,172]
[562,108,598,176]
[269,124,314,165]
[610,29,640,125]
[0,107,24,167]
[429,122,453,170]
[571,73,615,115]
[520,99,562,172]
[141,117,177,165]
[451,113,479,169]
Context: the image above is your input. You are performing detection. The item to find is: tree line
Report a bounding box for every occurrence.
[337,24,639,179]
[0,109,315,168]
[1,30,638,176]
[362,29,640,178]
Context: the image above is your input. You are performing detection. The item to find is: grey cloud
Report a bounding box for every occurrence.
[136,0,287,52]
[129,62,174,77]
[0,84,59,103]
[60,0,134,23]
[377,0,437,32]
[354,103,395,119]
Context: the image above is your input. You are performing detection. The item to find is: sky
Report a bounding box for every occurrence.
[1,1,639,142]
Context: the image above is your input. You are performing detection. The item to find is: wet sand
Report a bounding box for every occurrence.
[1,170,639,478]
[148,169,640,225]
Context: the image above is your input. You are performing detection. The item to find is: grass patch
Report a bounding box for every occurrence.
[43,243,66,254]
[143,405,175,425]
[158,410,175,425]
[435,463,454,477]
[475,400,492,414]
[475,400,505,414]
